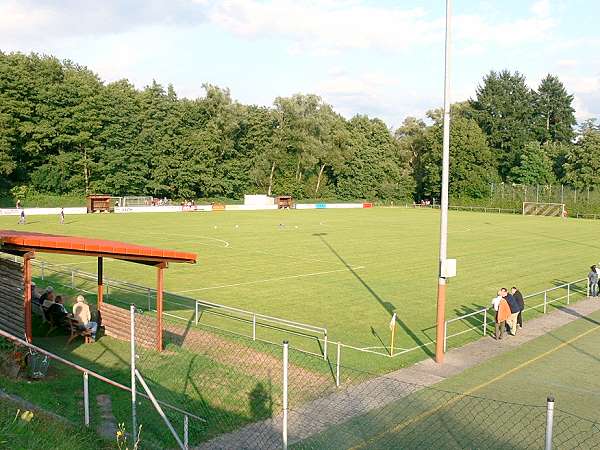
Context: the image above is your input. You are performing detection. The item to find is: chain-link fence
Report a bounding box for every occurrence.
[453,183,600,216]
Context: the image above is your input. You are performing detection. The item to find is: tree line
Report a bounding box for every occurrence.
[0,52,598,202]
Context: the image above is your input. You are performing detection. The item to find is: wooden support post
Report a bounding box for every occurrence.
[23,252,35,343]
[156,263,166,352]
[97,257,104,310]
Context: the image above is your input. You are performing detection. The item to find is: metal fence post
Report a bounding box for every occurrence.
[567,283,570,304]
[283,341,289,450]
[336,342,341,388]
[195,302,199,325]
[83,371,90,426]
[545,395,555,450]
[543,292,547,314]
[184,415,189,450]
[443,321,448,353]
[587,279,591,298]
[130,305,137,443]
[483,309,488,337]
[147,289,152,311]
[252,314,256,340]
[323,333,328,360]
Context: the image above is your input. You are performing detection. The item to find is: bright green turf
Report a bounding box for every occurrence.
[0,208,595,369]
[295,309,600,449]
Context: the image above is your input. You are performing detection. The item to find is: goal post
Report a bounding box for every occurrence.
[122,196,154,207]
[522,202,565,217]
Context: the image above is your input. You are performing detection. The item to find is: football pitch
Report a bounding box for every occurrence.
[1,207,596,370]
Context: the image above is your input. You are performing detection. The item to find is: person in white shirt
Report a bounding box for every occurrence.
[73,295,97,341]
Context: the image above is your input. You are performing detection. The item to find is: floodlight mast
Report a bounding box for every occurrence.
[435,0,452,364]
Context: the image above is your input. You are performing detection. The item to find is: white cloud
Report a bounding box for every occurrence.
[204,0,558,56]
[530,0,550,18]
[207,0,440,53]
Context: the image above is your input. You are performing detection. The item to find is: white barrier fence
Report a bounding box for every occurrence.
[443,278,589,351]
[26,258,330,360]
[0,207,87,216]
[194,299,328,360]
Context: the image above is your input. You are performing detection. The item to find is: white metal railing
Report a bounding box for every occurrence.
[0,328,205,429]
[194,299,328,360]
[443,278,589,351]
[23,258,330,360]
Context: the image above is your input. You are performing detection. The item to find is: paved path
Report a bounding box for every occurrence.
[196,297,600,449]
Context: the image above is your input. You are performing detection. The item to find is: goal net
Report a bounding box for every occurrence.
[122,196,153,207]
[522,202,565,217]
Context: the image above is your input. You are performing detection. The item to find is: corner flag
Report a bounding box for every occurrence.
[389,312,397,331]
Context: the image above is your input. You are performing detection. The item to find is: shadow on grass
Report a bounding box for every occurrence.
[313,233,434,358]
[22,315,284,448]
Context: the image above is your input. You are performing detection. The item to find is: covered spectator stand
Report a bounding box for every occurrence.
[0,230,196,351]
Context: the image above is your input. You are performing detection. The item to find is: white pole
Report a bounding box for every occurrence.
[545,395,555,450]
[282,341,289,450]
[83,371,90,426]
[323,332,328,360]
[135,369,185,450]
[544,292,547,314]
[435,0,452,364]
[130,305,137,443]
[443,320,448,353]
[252,314,256,340]
[483,309,488,337]
[336,342,341,388]
[195,302,199,326]
[184,414,189,450]
[567,283,570,304]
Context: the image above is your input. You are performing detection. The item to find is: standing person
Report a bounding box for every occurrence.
[16,199,21,209]
[18,208,25,225]
[492,290,511,340]
[73,295,97,341]
[589,266,599,297]
[501,288,520,336]
[511,286,525,328]
[59,207,65,224]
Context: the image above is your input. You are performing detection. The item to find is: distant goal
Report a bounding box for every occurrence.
[122,196,153,207]
[522,202,566,217]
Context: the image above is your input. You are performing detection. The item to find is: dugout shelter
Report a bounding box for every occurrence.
[0,230,196,351]
[86,195,113,213]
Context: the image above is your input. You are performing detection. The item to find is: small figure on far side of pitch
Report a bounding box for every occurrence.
[59,207,65,225]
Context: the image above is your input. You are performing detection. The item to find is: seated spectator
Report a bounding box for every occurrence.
[31,282,41,305]
[72,295,97,341]
[41,286,56,309]
[47,296,69,325]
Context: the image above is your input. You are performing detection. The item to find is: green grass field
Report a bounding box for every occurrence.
[1,207,597,447]
[295,309,600,449]
[0,208,595,369]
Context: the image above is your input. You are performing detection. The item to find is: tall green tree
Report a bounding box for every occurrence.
[534,74,576,143]
[509,141,555,185]
[564,128,600,189]
[420,114,497,199]
[470,70,536,178]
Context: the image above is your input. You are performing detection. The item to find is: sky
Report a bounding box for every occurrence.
[1,0,599,128]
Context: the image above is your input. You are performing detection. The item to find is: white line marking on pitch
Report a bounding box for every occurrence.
[176,266,366,293]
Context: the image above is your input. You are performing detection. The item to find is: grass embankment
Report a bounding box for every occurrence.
[0,395,110,450]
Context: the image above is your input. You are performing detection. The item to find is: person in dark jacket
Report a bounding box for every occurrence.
[511,287,525,328]
[47,296,68,327]
[501,288,519,335]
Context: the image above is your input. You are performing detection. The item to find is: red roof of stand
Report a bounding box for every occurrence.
[0,230,197,265]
